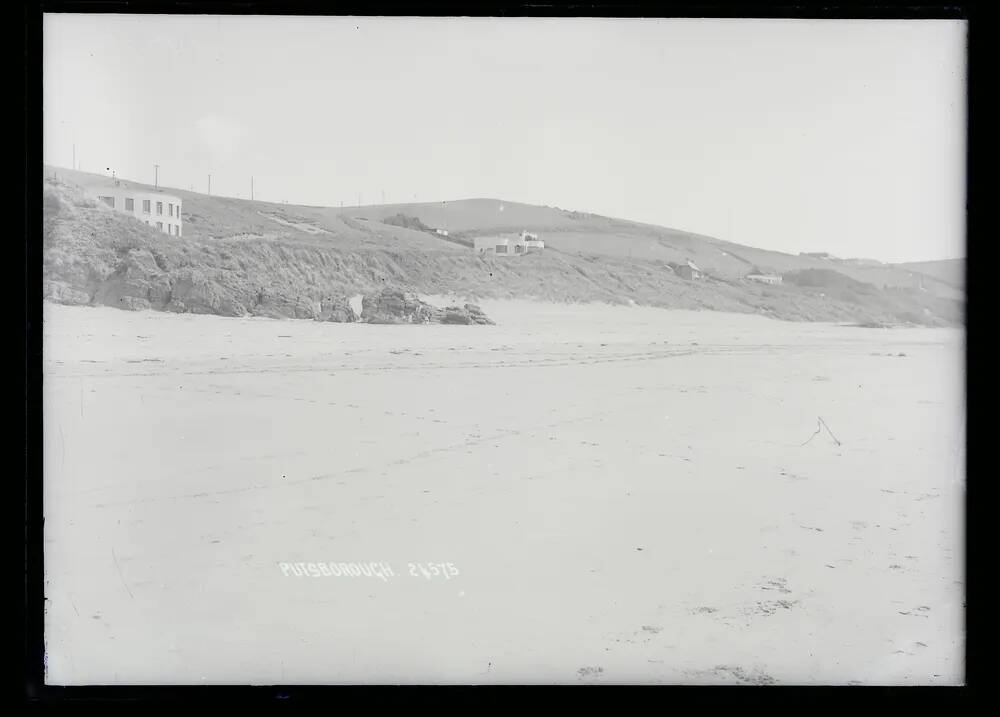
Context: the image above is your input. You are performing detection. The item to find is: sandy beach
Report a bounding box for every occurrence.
[42,301,965,685]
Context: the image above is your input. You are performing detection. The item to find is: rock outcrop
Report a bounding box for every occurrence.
[44,280,91,306]
[440,303,495,325]
[42,242,358,322]
[361,289,494,325]
[317,296,358,323]
[251,288,321,320]
[361,289,439,324]
[91,248,172,311]
[165,270,251,316]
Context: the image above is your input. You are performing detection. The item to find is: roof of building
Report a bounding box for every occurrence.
[83,183,182,200]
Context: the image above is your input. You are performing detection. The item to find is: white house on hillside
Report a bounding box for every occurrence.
[84,181,183,237]
[473,231,544,256]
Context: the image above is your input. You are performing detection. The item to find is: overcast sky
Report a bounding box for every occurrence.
[43,15,966,262]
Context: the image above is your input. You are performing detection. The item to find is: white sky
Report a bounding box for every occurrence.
[43,15,966,262]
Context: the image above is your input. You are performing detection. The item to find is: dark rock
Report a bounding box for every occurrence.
[441,309,473,324]
[44,280,91,306]
[91,248,172,310]
[252,288,320,319]
[463,303,496,325]
[361,289,495,325]
[317,296,357,323]
[167,269,249,317]
[118,296,151,311]
[361,288,437,324]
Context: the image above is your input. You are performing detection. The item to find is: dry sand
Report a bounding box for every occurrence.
[42,300,964,685]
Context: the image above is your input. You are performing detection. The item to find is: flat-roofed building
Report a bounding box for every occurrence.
[473,231,544,256]
[84,182,183,237]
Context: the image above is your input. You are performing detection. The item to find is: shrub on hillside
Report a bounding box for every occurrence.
[382,214,432,232]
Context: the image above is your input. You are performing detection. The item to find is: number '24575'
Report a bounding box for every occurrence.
[408,562,460,579]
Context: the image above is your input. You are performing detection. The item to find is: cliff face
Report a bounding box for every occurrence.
[43,181,357,322]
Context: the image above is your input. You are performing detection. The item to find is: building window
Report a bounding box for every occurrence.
[98,196,114,208]
[157,222,163,231]
[125,198,134,211]
[174,225,180,236]
[157,201,163,215]
[495,245,508,254]
[168,203,174,216]
[142,199,151,213]
[176,206,181,221]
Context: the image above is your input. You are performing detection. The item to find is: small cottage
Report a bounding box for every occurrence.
[746,273,783,285]
[674,260,703,280]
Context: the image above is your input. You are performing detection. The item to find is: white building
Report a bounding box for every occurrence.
[519,231,544,250]
[473,231,544,256]
[746,273,782,285]
[84,182,183,237]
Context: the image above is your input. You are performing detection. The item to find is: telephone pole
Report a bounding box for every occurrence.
[208,174,211,195]
[72,144,75,171]
[154,164,159,189]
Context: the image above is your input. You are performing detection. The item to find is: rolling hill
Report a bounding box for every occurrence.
[891,258,965,290]
[41,166,963,326]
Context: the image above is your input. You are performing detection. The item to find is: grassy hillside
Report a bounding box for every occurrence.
[41,167,963,326]
[892,259,965,290]
[331,192,962,299]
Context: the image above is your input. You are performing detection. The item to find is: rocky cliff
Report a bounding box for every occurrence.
[360,289,494,325]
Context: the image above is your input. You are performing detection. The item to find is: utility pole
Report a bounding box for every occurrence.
[154,164,159,189]
[72,144,76,171]
[208,174,211,195]
[381,188,385,204]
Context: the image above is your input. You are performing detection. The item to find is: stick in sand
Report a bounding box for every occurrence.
[801,416,842,447]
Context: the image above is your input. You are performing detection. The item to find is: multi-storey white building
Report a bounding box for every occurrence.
[85,182,183,237]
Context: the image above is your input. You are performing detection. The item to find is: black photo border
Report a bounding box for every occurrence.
[22,0,985,707]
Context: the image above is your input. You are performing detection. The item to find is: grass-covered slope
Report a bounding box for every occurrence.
[892,258,965,290]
